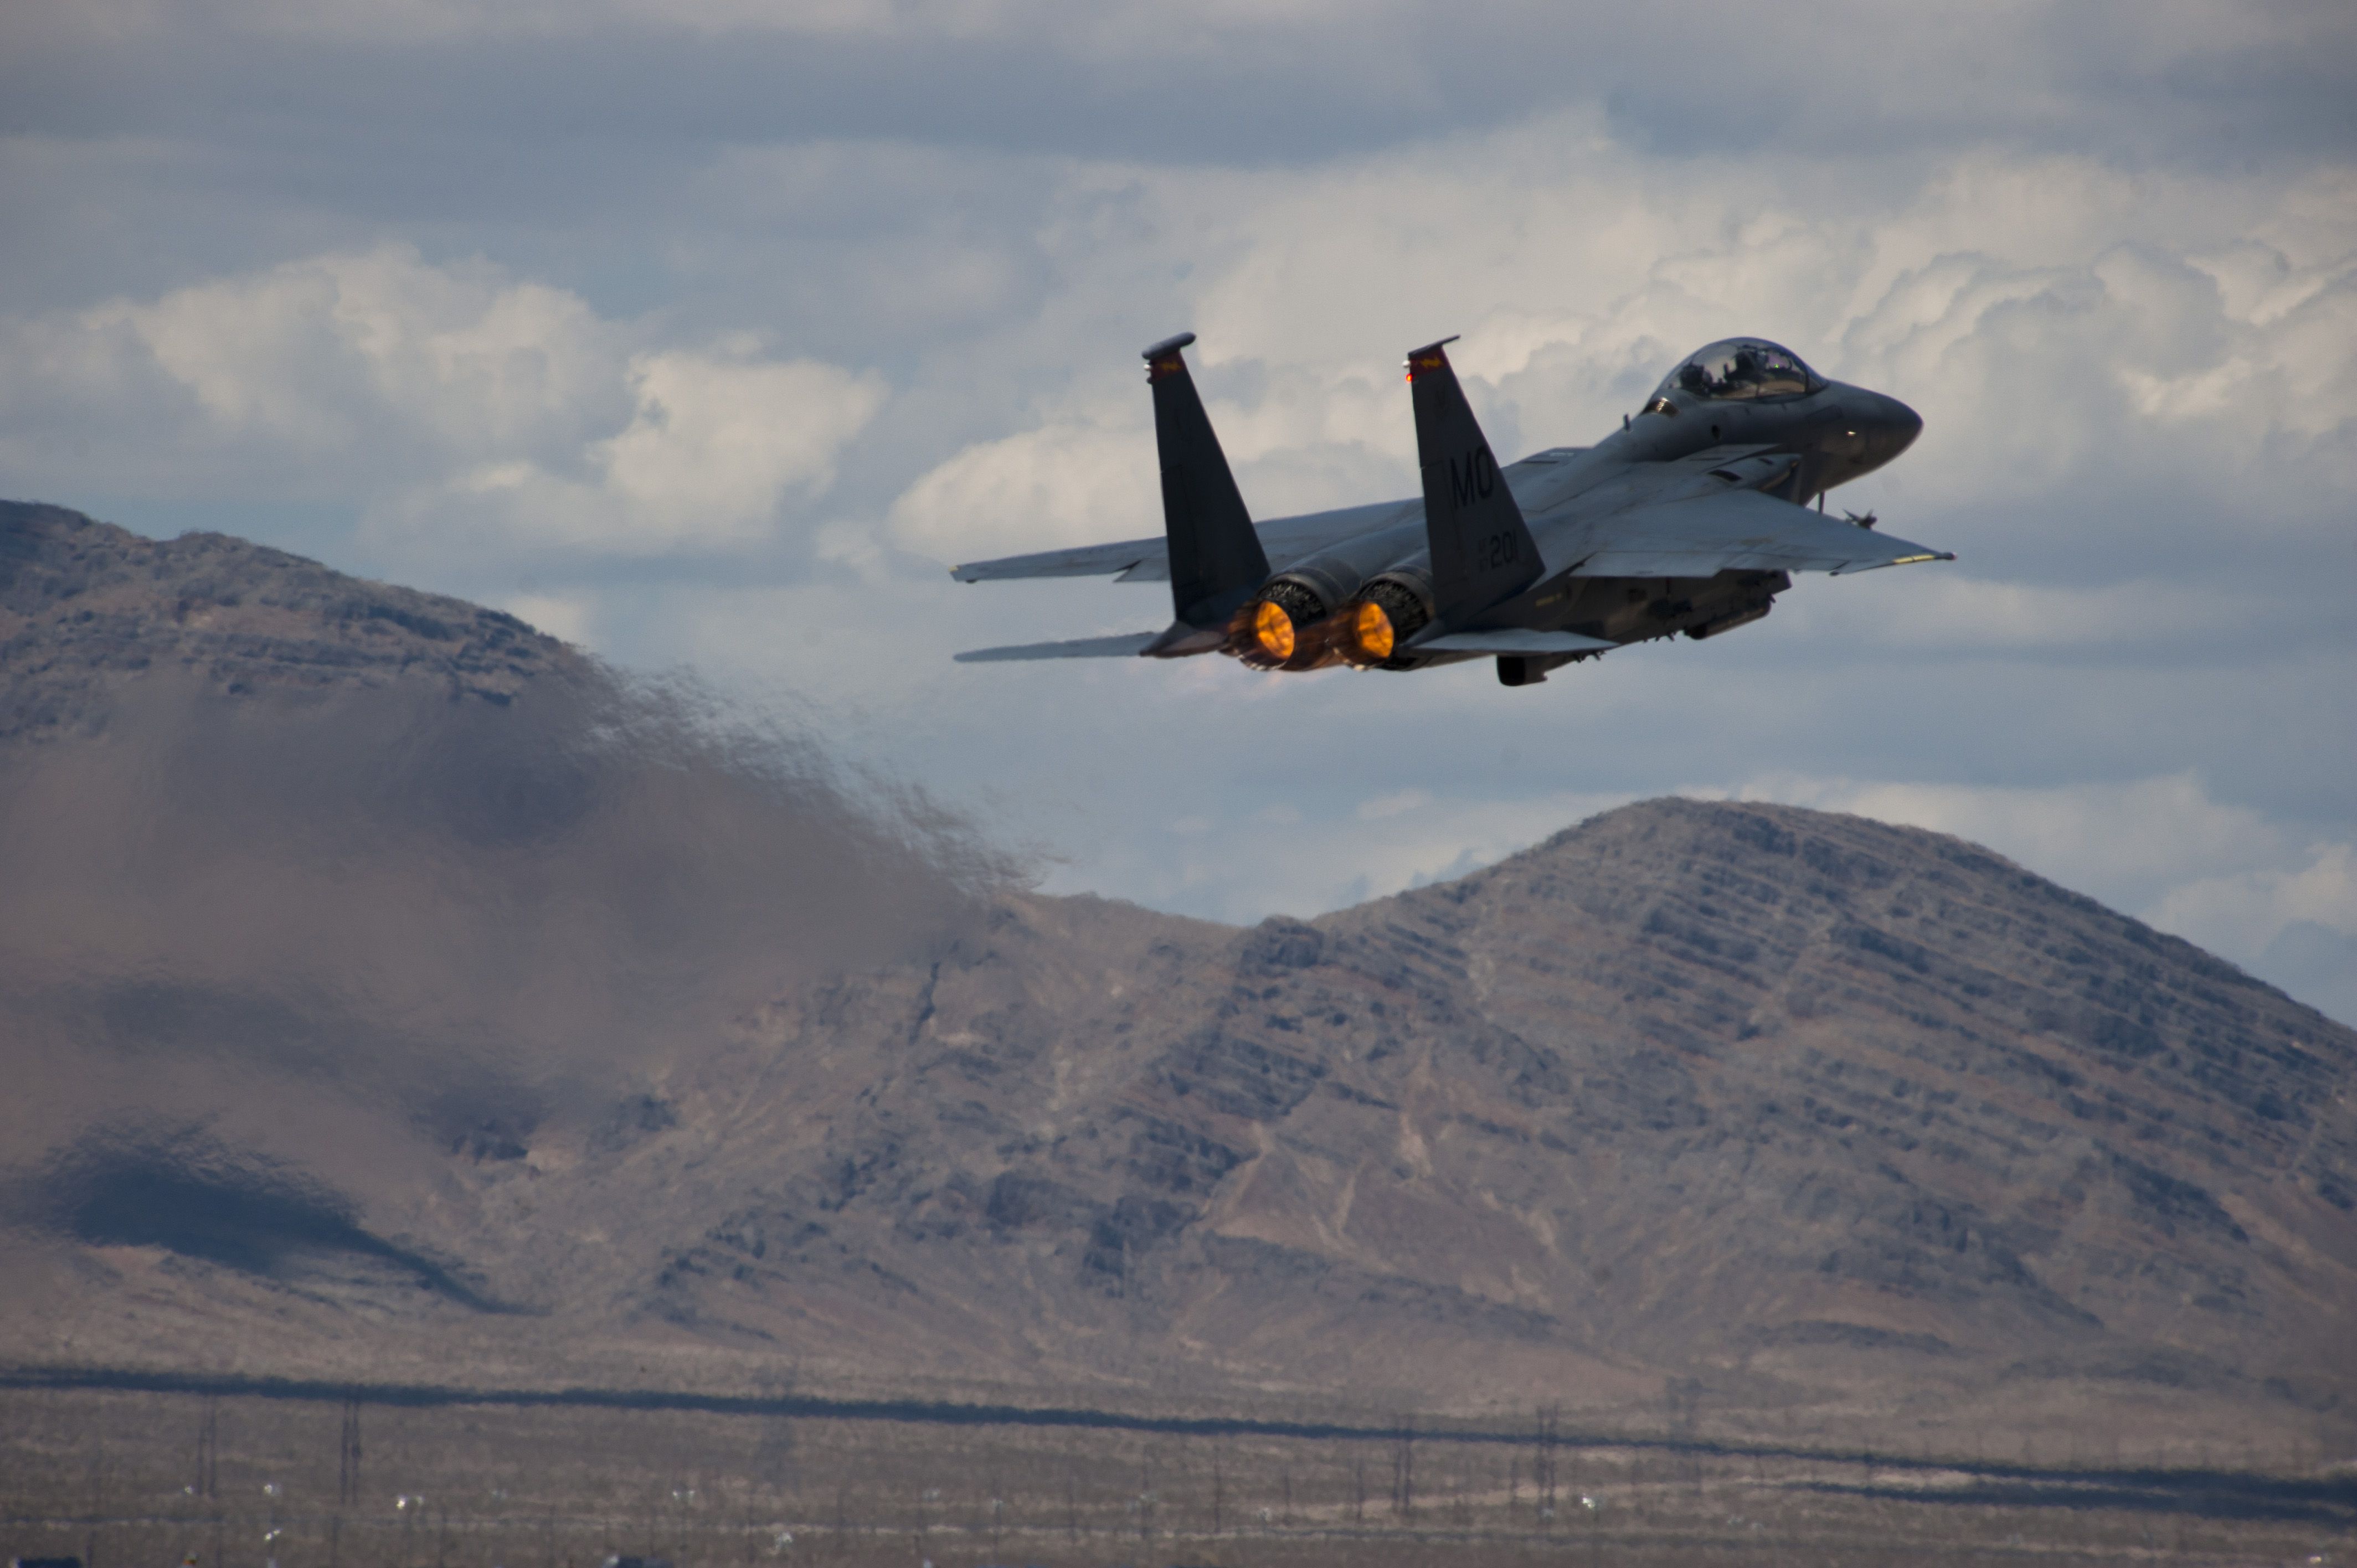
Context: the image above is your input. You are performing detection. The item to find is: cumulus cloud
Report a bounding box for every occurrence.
[1770,573,2274,657]
[853,131,2355,590]
[2150,841,2357,960]
[2,249,622,481]
[888,417,1157,563]
[0,247,884,561]
[378,345,885,557]
[1710,771,2357,1019]
[858,126,2347,632]
[1229,144,2355,539]
[1725,773,2292,915]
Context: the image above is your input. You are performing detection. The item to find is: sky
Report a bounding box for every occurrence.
[4,0,2355,1025]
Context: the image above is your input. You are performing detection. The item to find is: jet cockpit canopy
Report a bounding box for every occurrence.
[1649,339,1822,407]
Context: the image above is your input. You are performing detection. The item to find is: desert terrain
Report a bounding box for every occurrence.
[4,500,2353,1562]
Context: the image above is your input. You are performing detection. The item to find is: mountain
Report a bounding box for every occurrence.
[0,500,567,737]
[3,500,2352,1454]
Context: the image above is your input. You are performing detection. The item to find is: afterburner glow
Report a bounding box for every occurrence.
[1351,600,1394,661]
[1253,599,1296,661]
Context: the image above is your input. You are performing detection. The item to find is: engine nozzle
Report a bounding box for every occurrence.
[1252,599,1298,662]
[1233,577,1348,670]
[1341,574,1434,667]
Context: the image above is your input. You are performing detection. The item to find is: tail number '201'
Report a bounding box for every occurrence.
[1475,530,1519,569]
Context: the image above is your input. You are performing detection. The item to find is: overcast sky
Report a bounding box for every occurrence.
[6,0,2355,1024]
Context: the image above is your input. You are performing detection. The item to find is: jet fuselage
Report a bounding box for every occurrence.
[950,335,1944,688]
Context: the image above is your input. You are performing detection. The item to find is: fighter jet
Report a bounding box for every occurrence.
[951,333,1944,687]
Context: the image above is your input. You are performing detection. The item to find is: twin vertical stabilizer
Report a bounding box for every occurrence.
[1406,338,1541,626]
[1144,333,1269,631]
[950,327,1945,678]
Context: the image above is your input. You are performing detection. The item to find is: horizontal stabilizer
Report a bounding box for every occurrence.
[1415,628,1615,656]
[950,538,1161,582]
[953,632,1159,662]
[1569,489,1952,579]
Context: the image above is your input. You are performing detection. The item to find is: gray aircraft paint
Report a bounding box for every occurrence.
[951,334,1942,688]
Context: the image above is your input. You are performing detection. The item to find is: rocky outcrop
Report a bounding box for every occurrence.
[1,499,572,740]
[2,502,2351,1448]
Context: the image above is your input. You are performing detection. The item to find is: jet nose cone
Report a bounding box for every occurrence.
[1880,394,1924,456]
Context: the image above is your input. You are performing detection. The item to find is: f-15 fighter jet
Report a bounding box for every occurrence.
[951,333,1944,687]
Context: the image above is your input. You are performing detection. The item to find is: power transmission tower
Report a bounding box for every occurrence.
[194,1397,219,1500]
[338,1399,364,1507]
[1391,1419,1415,1520]
[1536,1403,1560,1525]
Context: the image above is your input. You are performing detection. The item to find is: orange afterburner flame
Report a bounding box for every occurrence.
[1253,599,1296,662]
[1228,599,1351,672]
[1347,599,1395,662]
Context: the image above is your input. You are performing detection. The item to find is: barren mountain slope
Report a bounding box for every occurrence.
[1,500,568,737]
[575,801,2355,1431]
[3,502,2351,1452]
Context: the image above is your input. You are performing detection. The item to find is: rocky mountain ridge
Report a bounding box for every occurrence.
[2,501,2351,1453]
[1,499,571,740]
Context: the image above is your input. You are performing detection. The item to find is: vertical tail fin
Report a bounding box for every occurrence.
[1145,333,1269,628]
[1406,337,1541,624]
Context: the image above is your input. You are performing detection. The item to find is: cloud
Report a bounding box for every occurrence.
[838,133,2357,603]
[1725,772,2288,911]
[888,417,1157,563]
[996,759,2357,1023]
[1715,772,2357,1019]
[0,247,884,561]
[1357,789,1430,822]
[19,3,2353,177]
[1769,574,2269,656]
[3,2,2352,1030]
[2149,840,2357,958]
[501,592,595,644]
[20,247,624,474]
[2253,920,2357,1031]
[1040,783,1641,925]
[379,345,886,557]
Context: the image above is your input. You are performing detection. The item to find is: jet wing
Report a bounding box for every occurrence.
[1569,489,1953,577]
[950,538,1163,582]
[953,632,1159,661]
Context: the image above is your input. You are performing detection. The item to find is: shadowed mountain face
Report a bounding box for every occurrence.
[2,502,2352,1450]
[621,807,2355,1428]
